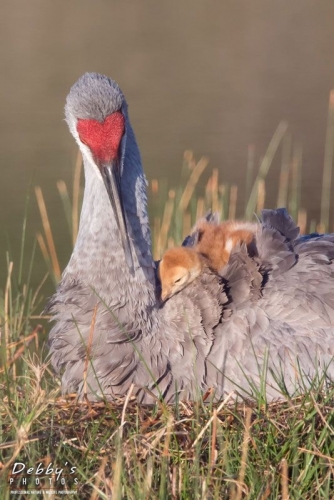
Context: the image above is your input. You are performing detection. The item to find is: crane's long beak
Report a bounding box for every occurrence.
[99,160,134,273]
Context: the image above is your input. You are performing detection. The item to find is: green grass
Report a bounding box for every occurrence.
[1,109,334,499]
[0,354,333,498]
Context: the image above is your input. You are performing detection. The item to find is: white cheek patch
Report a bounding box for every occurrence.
[79,143,100,178]
[225,238,234,253]
[85,151,103,181]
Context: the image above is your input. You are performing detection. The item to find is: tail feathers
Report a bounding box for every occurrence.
[256,225,298,275]
[261,208,300,241]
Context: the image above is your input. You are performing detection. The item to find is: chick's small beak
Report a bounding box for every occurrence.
[160,288,171,303]
[99,159,134,273]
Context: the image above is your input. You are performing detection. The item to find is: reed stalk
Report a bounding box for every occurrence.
[320,90,334,232]
[245,144,255,202]
[57,180,72,236]
[182,212,192,240]
[178,156,209,212]
[277,132,291,208]
[4,261,13,364]
[219,184,227,220]
[211,168,219,214]
[35,186,61,282]
[157,190,175,256]
[228,185,238,220]
[245,121,288,219]
[256,179,266,214]
[196,197,205,222]
[297,208,307,235]
[235,407,252,500]
[153,216,161,260]
[288,143,302,221]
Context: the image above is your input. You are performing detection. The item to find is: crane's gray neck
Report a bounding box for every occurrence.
[64,123,157,309]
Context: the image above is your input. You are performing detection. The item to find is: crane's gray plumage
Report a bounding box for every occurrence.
[47,73,334,402]
[65,73,124,125]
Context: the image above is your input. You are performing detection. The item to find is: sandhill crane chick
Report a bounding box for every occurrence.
[159,221,257,301]
[195,220,257,271]
[159,247,205,301]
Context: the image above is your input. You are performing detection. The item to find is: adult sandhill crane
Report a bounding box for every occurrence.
[47,73,334,402]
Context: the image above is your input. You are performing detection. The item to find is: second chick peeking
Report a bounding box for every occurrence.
[159,220,257,301]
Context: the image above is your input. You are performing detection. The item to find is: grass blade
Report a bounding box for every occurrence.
[245,121,288,219]
[320,90,334,232]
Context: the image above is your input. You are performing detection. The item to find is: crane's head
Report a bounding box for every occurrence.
[65,72,133,271]
[159,247,204,302]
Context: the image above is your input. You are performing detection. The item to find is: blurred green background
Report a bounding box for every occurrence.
[1,0,334,286]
